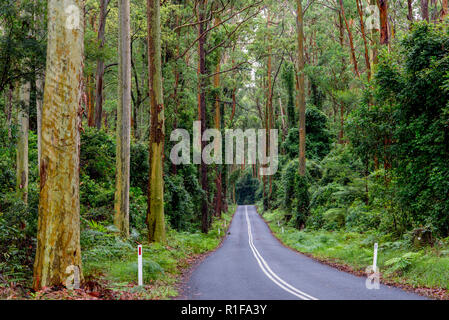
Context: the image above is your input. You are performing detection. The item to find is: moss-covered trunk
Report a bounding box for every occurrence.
[114,0,131,237]
[33,0,84,290]
[147,0,166,242]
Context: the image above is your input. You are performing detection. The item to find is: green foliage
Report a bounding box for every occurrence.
[281,159,298,211]
[384,252,422,275]
[294,175,309,228]
[282,107,332,161]
[349,23,449,235]
[281,62,296,127]
[81,128,116,183]
[236,171,260,205]
[130,141,149,191]
[165,173,196,231]
[266,209,449,289]
[0,191,38,282]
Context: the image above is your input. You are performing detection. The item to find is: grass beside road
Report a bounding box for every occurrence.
[1,206,235,300]
[259,206,449,300]
[80,205,235,300]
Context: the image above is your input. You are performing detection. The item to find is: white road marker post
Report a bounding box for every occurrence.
[366,242,380,289]
[137,244,143,286]
[373,243,378,273]
[281,226,284,234]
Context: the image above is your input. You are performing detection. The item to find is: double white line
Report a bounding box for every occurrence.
[245,205,318,300]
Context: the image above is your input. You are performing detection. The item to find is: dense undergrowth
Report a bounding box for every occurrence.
[0,124,233,298]
[79,206,234,300]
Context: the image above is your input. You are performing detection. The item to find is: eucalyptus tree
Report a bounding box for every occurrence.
[114,0,132,237]
[33,0,84,290]
[147,0,166,242]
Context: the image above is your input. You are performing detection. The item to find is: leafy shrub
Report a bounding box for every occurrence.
[165,174,196,231]
[281,159,298,211]
[80,128,115,183]
[282,107,332,161]
[130,141,149,192]
[0,190,38,281]
[322,208,346,230]
[236,171,260,205]
[345,201,381,232]
[384,252,422,275]
[294,175,310,228]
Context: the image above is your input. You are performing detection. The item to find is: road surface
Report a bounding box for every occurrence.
[181,205,425,300]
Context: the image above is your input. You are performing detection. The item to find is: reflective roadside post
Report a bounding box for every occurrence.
[138,244,143,286]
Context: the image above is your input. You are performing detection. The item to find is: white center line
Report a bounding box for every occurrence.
[245,205,318,300]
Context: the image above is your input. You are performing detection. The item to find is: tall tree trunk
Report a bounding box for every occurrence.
[407,0,414,27]
[296,0,306,176]
[421,0,429,22]
[377,0,389,45]
[6,84,13,139]
[340,0,360,77]
[430,0,438,23]
[94,0,109,130]
[370,0,380,65]
[36,75,43,170]
[267,10,273,208]
[171,11,181,175]
[16,81,30,203]
[213,17,222,218]
[197,0,209,233]
[147,0,166,242]
[356,0,371,81]
[33,0,84,290]
[114,0,131,237]
[338,12,345,143]
[87,75,95,126]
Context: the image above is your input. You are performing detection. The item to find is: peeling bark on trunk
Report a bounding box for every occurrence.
[297,0,306,177]
[147,0,166,242]
[16,81,30,203]
[33,0,84,290]
[114,0,131,238]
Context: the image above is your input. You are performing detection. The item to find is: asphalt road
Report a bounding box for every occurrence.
[181,205,426,300]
